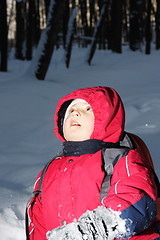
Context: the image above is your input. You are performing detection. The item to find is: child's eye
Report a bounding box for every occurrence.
[70,108,74,113]
[86,106,92,111]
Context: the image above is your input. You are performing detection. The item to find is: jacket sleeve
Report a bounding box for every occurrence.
[101,149,158,238]
[26,170,46,240]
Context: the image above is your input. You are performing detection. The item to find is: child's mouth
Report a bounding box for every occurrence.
[71,120,81,127]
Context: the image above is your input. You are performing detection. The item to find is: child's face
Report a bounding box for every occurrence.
[63,102,94,141]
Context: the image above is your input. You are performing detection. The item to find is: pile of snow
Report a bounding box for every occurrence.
[47,207,127,240]
[0,45,160,239]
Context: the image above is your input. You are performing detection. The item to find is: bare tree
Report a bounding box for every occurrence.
[111,0,122,53]
[7,0,15,35]
[62,0,69,48]
[26,0,34,60]
[97,0,107,50]
[34,0,65,80]
[45,0,51,17]
[122,0,129,42]
[65,8,78,68]
[129,0,145,51]
[33,0,41,47]
[0,0,8,71]
[87,1,108,65]
[105,3,112,50]
[89,0,96,29]
[15,0,25,60]
[156,0,160,49]
[79,0,89,36]
[145,0,151,54]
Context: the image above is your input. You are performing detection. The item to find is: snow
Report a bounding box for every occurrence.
[47,206,128,240]
[0,45,160,239]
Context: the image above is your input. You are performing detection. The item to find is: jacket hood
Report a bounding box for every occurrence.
[54,86,125,143]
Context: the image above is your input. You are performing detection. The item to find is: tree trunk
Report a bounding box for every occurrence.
[111,0,122,53]
[65,8,78,68]
[106,3,112,50]
[89,0,96,35]
[145,0,151,54]
[129,0,145,51]
[0,0,8,71]
[15,1,25,60]
[155,0,160,49]
[97,0,107,50]
[62,0,69,48]
[33,0,41,46]
[26,0,33,60]
[122,0,129,42]
[87,1,108,65]
[45,0,51,18]
[72,0,76,9]
[35,0,65,80]
[79,0,89,37]
[7,0,14,35]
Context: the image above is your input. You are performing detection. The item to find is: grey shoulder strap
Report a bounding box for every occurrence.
[100,133,134,201]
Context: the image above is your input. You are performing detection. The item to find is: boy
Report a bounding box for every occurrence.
[26,86,160,240]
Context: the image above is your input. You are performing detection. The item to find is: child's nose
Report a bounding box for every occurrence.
[72,110,80,117]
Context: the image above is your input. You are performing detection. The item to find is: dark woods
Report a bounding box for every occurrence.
[0,0,160,79]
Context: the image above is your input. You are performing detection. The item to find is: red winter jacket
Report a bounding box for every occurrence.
[26,86,160,240]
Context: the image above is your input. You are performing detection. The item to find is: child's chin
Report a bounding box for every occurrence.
[68,136,89,142]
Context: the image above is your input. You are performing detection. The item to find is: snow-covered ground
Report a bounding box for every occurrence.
[0,45,160,239]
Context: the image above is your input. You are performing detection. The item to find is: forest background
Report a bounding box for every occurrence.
[0,0,160,80]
